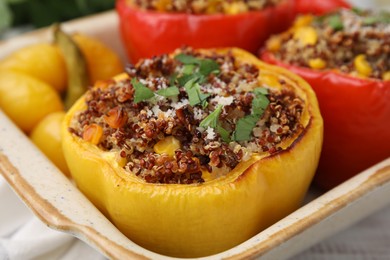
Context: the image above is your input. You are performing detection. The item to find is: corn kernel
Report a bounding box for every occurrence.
[308,58,327,70]
[293,15,314,28]
[223,2,248,15]
[154,136,181,157]
[293,26,318,46]
[354,54,372,77]
[266,36,282,52]
[261,74,281,88]
[382,71,390,81]
[83,124,103,145]
[206,0,221,14]
[113,73,129,83]
[116,153,128,168]
[154,0,171,11]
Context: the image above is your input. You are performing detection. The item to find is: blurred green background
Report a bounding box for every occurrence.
[0,0,115,37]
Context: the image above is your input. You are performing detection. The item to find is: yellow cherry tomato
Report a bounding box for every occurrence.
[0,71,63,133]
[30,111,70,176]
[72,33,124,84]
[0,43,67,92]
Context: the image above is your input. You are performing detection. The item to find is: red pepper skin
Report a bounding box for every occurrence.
[261,51,390,190]
[295,0,351,15]
[116,0,295,63]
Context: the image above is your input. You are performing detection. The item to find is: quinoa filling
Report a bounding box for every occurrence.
[267,8,390,80]
[127,0,282,14]
[69,49,304,184]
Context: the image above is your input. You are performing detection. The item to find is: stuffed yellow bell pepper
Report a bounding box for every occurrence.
[62,48,323,257]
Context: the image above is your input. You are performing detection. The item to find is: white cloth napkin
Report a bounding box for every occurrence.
[0,176,106,260]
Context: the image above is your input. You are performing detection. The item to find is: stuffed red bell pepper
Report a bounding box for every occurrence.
[116,0,295,63]
[261,9,390,189]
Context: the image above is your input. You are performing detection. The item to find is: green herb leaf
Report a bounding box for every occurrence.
[201,99,209,109]
[327,14,344,30]
[186,83,210,107]
[313,14,326,25]
[200,105,231,142]
[232,87,270,142]
[252,88,269,118]
[156,86,180,97]
[169,72,178,86]
[252,94,269,116]
[184,78,210,107]
[351,7,364,15]
[363,16,378,25]
[253,87,268,96]
[232,114,259,142]
[132,78,154,103]
[200,105,223,128]
[177,73,203,86]
[217,125,231,143]
[183,64,196,75]
[362,12,390,26]
[199,59,220,76]
[175,53,200,65]
[175,53,220,78]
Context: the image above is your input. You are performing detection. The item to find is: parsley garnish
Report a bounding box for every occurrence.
[184,78,210,107]
[177,73,205,86]
[174,53,220,107]
[352,7,364,15]
[232,115,259,142]
[216,125,231,143]
[362,16,379,25]
[156,86,180,97]
[175,53,201,65]
[200,105,223,128]
[199,59,220,76]
[252,88,270,114]
[169,72,178,86]
[362,12,390,26]
[199,105,231,143]
[253,88,268,96]
[132,78,154,103]
[233,88,270,142]
[175,53,220,78]
[183,64,196,74]
[175,54,220,75]
[327,14,344,31]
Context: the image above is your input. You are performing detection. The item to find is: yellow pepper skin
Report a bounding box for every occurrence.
[62,48,323,257]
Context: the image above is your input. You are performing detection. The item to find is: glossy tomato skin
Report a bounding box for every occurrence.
[294,0,351,15]
[261,52,390,190]
[116,0,295,63]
